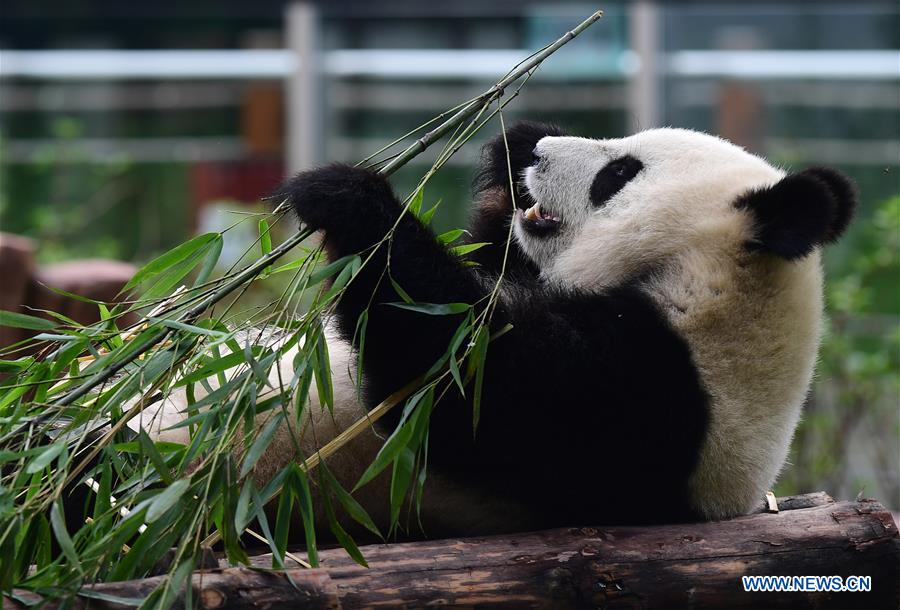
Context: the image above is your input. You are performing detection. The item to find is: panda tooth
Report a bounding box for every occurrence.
[524,203,541,221]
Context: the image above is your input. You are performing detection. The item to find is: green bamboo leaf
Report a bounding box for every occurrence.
[31,307,82,328]
[235,479,254,532]
[419,200,441,225]
[140,243,216,302]
[111,441,184,454]
[321,466,381,539]
[446,314,473,397]
[31,333,79,342]
[311,328,333,412]
[25,442,65,474]
[307,254,356,286]
[220,464,249,566]
[386,302,471,316]
[408,186,424,217]
[259,219,273,255]
[292,350,315,422]
[0,310,56,331]
[258,220,273,278]
[290,466,318,567]
[389,277,414,304]
[268,258,304,275]
[0,364,49,410]
[145,479,189,522]
[169,376,248,429]
[273,477,293,566]
[240,412,284,478]
[352,310,369,397]
[257,348,280,388]
[407,388,434,442]
[174,351,248,387]
[436,229,467,244]
[322,255,361,301]
[37,282,107,305]
[268,249,318,276]
[249,486,283,568]
[78,325,164,377]
[9,516,37,586]
[194,233,223,286]
[109,500,187,580]
[0,447,43,463]
[151,317,227,338]
[322,486,368,567]
[389,447,415,528]
[0,358,33,373]
[94,460,113,521]
[138,430,174,485]
[450,242,491,256]
[353,416,416,492]
[98,303,124,350]
[50,501,83,575]
[469,327,490,432]
[47,336,88,379]
[34,514,52,570]
[123,232,219,291]
[414,438,429,525]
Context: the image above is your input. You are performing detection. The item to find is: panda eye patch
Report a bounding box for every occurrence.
[590,155,643,207]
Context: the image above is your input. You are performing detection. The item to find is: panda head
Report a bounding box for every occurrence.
[515,127,857,289]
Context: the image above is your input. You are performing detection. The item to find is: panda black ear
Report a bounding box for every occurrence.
[474,121,566,194]
[737,167,858,260]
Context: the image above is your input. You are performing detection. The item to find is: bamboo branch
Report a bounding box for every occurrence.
[377,10,603,175]
[51,9,604,410]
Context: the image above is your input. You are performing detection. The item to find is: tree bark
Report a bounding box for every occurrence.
[8,493,899,609]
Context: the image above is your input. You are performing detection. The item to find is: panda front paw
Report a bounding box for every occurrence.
[278,163,398,234]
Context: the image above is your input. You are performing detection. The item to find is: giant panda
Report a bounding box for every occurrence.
[140,122,857,538]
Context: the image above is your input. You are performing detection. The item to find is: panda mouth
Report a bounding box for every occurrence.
[519,202,561,236]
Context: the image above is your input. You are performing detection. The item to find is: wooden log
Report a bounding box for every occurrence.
[752,490,834,512]
[0,233,35,348]
[6,494,899,609]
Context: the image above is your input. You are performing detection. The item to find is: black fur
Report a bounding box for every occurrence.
[802,167,858,242]
[737,168,858,260]
[280,134,711,529]
[468,121,565,279]
[590,155,644,208]
[473,120,566,198]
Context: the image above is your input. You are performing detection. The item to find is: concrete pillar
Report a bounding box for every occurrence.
[285,2,321,174]
[628,1,661,132]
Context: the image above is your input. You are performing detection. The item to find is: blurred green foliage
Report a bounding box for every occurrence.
[777,195,900,506]
[0,118,191,263]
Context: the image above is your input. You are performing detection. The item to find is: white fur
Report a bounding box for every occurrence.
[518,128,822,519]
[130,324,532,536]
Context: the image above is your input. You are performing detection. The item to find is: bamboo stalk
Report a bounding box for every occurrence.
[54,228,311,407]
[377,10,603,176]
[52,9,604,411]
